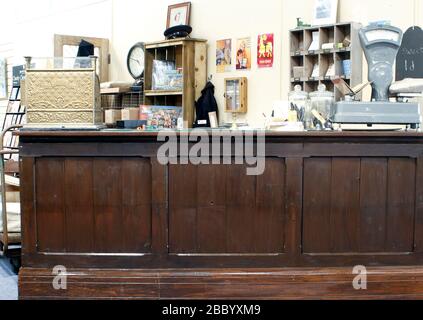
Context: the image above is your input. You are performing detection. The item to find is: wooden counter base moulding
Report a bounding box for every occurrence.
[19,267,423,300]
[17,131,423,300]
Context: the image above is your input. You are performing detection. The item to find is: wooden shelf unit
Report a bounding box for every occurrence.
[289,22,363,101]
[144,38,207,128]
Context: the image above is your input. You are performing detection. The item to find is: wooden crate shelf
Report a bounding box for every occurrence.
[144,38,207,128]
[289,22,363,101]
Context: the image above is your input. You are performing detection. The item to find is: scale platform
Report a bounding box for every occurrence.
[332,101,421,129]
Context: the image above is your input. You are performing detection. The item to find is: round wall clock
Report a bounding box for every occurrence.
[127,42,145,80]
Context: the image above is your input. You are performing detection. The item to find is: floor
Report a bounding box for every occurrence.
[0,257,18,300]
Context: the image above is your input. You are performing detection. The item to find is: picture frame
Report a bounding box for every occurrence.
[0,58,7,100]
[167,2,192,29]
[313,0,338,26]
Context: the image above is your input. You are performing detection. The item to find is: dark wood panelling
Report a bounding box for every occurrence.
[386,158,416,252]
[170,208,197,253]
[226,206,256,253]
[169,164,198,253]
[169,161,286,255]
[196,165,227,253]
[197,207,227,253]
[33,158,153,255]
[359,158,388,252]
[93,159,124,253]
[64,159,94,253]
[416,158,423,253]
[121,159,152,253]
[226,164,256,207]
[197,164,227,208]
[20,158,37,257]
[254,159,285,254]
[304,157,417,255]
[35,158,65,252]
[330,158,361,253]
[226,165,257,254]
[151,159,168,254]
[285,158,303,261]
[303,158,332,253]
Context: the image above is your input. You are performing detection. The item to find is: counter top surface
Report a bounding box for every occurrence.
[15,129,423,138]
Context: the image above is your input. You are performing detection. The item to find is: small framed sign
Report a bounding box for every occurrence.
[313,0,338,26]
[167,2,192,29]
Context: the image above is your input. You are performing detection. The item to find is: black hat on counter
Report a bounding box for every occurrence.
[164,25,192,40]
[77,40,95,57]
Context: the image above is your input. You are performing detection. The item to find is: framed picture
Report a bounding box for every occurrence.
[0,58,7,100]
[167,2,192,29]
[313,0,338,25]
[216,39,232,73]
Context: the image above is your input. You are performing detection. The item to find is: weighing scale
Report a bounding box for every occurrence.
[332,24,421,130]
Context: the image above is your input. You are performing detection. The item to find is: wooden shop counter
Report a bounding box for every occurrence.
[16,130,423,299]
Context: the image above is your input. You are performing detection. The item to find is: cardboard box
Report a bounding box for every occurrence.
[105,109,122,125]
[121,108,140,121]
[293,66,304,79]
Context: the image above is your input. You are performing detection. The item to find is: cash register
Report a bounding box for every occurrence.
[331,24,421,130]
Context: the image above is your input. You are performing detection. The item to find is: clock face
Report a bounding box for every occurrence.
[128,43,145,80]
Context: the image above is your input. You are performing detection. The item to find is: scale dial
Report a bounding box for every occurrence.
[127,42,145,80]
[365,29,400,43]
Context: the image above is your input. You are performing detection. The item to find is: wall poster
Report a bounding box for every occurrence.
[257,33,274,68]
[236,37,252,70]
[216,39,232,73]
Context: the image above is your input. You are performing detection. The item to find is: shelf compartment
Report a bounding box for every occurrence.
[290,56,304,79]
[320,53,335,79]
[290,29,304,54]
[144,45,184,92]
[320,26,335,50]
[335,24,352,48]
[304,80,319,93]
[144,94,183,107]
[305,55,319,79]
[304,28,319,52]
[335,51,352,78]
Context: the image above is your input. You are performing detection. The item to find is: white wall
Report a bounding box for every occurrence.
[1,0,423,127]
[13,0,113,58]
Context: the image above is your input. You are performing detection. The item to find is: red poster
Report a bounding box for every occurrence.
[257,33,274,68]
